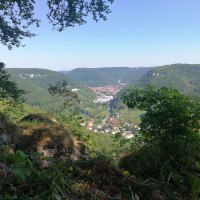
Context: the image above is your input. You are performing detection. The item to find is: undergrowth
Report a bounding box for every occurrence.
[1,85,200,200]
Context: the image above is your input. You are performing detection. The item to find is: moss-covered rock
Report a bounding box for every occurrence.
[17,123,75,167]
[20,113,57,124]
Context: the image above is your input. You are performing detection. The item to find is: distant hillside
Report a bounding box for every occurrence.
[6,68,96,112]
[7,68,76,89]
[124,64,200,98]
[63,67,151,86]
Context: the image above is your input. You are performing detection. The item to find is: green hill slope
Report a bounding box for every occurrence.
[124,64,200,98]
[7,68,76,88]
[63,67,151,86]
[6,68,96,112]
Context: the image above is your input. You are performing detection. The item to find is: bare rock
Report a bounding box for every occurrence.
[0,132,11,145]
[16,124,77,168]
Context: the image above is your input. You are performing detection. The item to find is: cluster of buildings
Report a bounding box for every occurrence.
[89,85,124,103]
[82,112,140,139]
[85,83,139,139]
[89,85,122,96]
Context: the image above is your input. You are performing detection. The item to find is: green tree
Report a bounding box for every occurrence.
[0,62,25,121]
[122,86,200,198]
[123,86,200,163]
[0,0,114,49]
[48,80,80,115]
[0,62,25,101]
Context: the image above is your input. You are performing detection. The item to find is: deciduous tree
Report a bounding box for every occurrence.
[0,0,114,49]
[122,86,200,197]
[122,86,200,160]
[48,80,80,114]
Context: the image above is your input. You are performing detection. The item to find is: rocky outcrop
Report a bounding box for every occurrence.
[0,112,84,168]
[20,113,57,124]
[0,112,21,146]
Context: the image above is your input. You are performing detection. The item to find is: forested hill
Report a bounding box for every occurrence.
[124,64,200,98]
[7,68,76,88]
[6,68,96,111]
[62,67,151,86]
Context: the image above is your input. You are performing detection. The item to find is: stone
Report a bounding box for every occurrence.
[0,132,11,145]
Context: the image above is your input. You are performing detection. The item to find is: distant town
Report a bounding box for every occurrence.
[89,84,126,103]
[84,84,140,139]
[81,111,140,139]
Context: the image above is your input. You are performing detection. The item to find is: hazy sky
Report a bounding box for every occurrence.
[1,0,200,70]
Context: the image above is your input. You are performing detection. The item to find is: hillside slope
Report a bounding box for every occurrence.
[6,68,96,112]
[63,67,151,86]
[124,64,200,98]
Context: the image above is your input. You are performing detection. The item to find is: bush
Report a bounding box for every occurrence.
[122,87,200,199]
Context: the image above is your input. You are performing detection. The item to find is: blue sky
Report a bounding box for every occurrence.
[1,0,200,70]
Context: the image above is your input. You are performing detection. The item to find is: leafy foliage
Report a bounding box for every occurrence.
[0,0,40,49]
[48,80,81,117]
[0,0,114,49]
[0,63,25,121]
[49,80,79,106]
[123,86,200,141]
[0,149,74,199]
[122,86,200,199]
[47,0,114,31]
[1,101,24,122]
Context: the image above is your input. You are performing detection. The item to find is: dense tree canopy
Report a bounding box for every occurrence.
[123,86,200,169]
[0,0,114,49]
[121,86,200,198]
[122,86,200,148]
